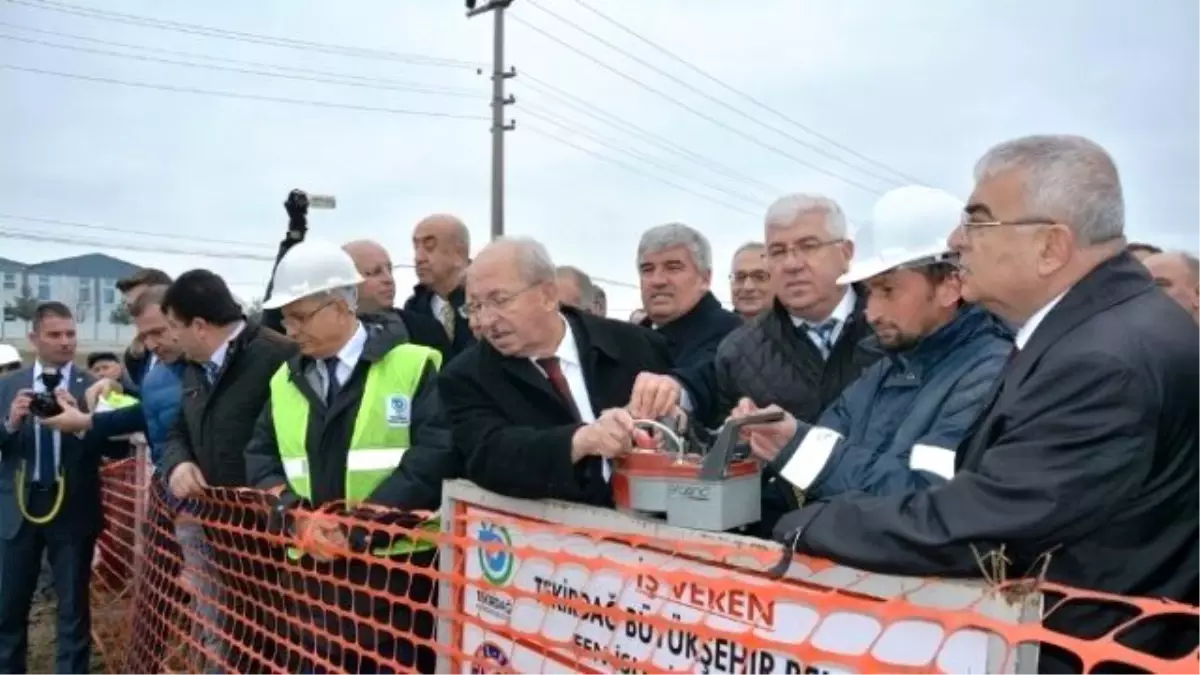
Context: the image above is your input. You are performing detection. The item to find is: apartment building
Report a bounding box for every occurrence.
[0,252,142,345]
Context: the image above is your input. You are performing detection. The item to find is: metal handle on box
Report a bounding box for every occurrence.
[699,410,785,481]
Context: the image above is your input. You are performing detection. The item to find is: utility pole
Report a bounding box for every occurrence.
[467,0,517,241]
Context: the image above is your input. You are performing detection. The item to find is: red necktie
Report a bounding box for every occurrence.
[537,357,582,421]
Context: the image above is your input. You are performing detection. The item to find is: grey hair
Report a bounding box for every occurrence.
[637,223,712,275]
[974,134,1124,246]
[555,265,598,307]
[764,193,848,239]
[732,241,765,263]
[481,236,557,284]
[317,286,358,313]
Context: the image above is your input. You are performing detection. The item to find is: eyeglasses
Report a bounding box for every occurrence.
[766,239,845,262]
[464,283,538,318]
[960,216,1057,232]
[730,271,770,284]
[281,300,335,331]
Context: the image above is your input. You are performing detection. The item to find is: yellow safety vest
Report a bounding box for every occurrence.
[269,342,443,558]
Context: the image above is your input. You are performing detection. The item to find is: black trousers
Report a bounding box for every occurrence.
[280,548,439,674]
[0,490,96,674]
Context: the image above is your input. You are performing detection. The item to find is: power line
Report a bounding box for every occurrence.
[571,0,925,186]
[522,105,765,207]
[509,13,885,196]
[526,0,906,188]
[523,123,760,218]
[0,227,278,261]
[0,26,486,98]
[2,64,490,120]
[2,219,645,290]
[0,214,278,249]
[520,74,781,196]
[8,0,483,70]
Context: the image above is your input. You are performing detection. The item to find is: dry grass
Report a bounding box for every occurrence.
[27,590,132,674]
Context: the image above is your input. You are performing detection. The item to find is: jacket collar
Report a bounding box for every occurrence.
[411,282,466,308]
[478,306,608,416]
[1012,251,1153,374]
[880,305,1011,376]
[640,291,726,340]
[284,315,407,375]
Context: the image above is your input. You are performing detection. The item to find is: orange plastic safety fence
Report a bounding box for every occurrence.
[85,459,1197,674]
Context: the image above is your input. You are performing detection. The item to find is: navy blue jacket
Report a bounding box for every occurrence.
[641,292,741,371]
[771,305,1012,500]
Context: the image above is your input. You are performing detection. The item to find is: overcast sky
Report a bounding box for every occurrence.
[2,0,1196,316]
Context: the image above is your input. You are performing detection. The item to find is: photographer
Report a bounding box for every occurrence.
[0,302,127,674]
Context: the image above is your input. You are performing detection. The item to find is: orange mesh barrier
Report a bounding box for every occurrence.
[84,458,1197,674]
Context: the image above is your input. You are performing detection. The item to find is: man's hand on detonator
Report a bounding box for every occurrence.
[294,513,348,562]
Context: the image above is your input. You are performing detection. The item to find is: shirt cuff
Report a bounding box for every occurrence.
[770,423,843,491]
[677,386,693,413]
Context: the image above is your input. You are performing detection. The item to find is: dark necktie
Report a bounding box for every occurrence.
[536,357,581,421]
[35,420,55,486]
[323,356,341,407]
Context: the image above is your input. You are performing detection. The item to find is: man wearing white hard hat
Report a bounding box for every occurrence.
[729,185,1012,503]
[243,238,450,674]
[0,344,20,376]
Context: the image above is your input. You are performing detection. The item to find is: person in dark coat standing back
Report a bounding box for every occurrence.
[404,213,476,359]
[439,237,673,508]
[736,135,1198,671]
[634,222,741,370]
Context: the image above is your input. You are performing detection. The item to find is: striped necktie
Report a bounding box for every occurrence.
[808,319,839,357]
[438,301,456,342]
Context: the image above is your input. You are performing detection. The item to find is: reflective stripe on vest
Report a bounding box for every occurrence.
[269,342,443,558]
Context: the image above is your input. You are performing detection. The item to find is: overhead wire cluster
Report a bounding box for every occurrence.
[2,0,918,296]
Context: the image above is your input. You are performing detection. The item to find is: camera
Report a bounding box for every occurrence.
[28,368,64,418]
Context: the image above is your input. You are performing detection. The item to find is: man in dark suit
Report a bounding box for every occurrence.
[736,135,1198,670]
[0,302,126,673]
[439,237,673,507]
[404,213,475,359]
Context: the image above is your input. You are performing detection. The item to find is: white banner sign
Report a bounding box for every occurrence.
[441,483,1037,675]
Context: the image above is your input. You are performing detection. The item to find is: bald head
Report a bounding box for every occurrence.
[1144,251,1199,322]
[413,214,471,297]
[466,237,562,357]
[342,239,395,312]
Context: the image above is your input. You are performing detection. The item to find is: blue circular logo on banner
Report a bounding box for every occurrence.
[477,523,515,586]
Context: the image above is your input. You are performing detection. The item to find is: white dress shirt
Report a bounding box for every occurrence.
[790,287,856,355]
[1014,290,1069,351]
[533,315,606,478]
[207,321,247,372]
[32,361,75,481]
[305,322,367,398]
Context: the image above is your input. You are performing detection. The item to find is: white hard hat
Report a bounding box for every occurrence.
[839,185,965,285]
[262,238,364,310]
[0,344,20,368]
